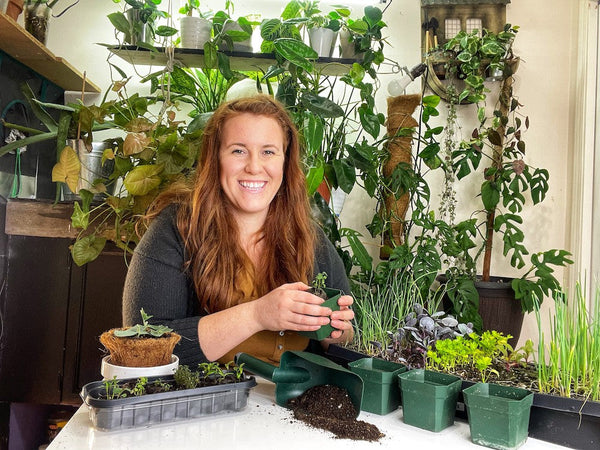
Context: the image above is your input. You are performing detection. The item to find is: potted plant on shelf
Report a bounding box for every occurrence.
[21,0,79,45]
[108,0,176,47]
[178,0,211,50]
[306,11,341,58]
[427,24,572,341]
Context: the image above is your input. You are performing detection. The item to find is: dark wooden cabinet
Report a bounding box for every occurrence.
[0,199,126,405]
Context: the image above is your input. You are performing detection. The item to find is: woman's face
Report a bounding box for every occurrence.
[219,113,285,225]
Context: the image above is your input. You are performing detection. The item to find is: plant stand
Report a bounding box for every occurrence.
[398,369,462,432]
[348,358,406,415]
[463,383,533,450]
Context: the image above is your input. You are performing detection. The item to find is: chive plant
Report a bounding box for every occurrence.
[536,281,600,401]
[351,271,439,356]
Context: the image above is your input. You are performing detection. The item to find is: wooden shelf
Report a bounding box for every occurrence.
[0,11,100,93]
[5,199,76,239]
[109,46,356,77]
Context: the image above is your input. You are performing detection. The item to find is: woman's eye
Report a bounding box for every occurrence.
[232,148,245,154]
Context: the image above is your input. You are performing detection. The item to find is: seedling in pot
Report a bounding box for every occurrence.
[114,308,173,338]
[309,272,328,299]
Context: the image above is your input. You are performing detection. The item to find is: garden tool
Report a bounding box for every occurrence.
[235,350,363,416]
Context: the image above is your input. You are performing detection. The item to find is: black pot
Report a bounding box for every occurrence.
[528,392,600,449]
[438,274,524,348]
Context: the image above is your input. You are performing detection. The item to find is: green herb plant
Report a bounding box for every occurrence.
[426,330,512,383]
[536,281,600,401]
[103,376,128,399]
[113,309,173,338]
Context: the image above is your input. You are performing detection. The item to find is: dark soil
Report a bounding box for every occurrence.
[288,385,384,441]
[307,287,328,300]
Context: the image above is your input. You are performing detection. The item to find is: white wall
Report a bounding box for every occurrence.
[40,0,579,347]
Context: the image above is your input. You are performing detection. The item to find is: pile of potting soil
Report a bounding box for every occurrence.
[288,385,384,441]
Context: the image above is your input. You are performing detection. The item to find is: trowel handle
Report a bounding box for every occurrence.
[235,353,277,381]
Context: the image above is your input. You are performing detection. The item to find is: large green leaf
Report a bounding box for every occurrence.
[305,114,324,154]
[273,38,317,72]
[306,164,325,196]
[123,164,163,196]
[341,228,372,271]
[71,234,107,266]
[301,93,344,118]
[331,159,355,194]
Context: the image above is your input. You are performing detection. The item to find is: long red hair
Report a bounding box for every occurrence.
[145,94,315,312]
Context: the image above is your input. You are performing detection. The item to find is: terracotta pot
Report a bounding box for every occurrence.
[5,0,24,21]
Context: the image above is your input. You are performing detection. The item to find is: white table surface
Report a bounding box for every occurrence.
[48,379,565,450]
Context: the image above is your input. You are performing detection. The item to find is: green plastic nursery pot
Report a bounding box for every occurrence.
[463,383,534,450]
[348,358,407,415]
[398,369,462,432]
[299,287,341,340]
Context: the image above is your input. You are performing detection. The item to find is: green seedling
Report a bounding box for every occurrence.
[114,308,173,338]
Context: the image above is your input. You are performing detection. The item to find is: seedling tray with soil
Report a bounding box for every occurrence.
[81,372,256,431]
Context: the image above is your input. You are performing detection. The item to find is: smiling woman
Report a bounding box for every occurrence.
[218,113,285,229]
[122,94,355,367]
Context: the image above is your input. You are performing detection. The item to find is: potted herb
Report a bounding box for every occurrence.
[299,272,342,340]
[99,308,181,370]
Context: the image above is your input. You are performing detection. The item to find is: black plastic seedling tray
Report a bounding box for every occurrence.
[80,375,257,431]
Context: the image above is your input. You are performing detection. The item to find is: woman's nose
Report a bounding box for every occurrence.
[245,152,261,173]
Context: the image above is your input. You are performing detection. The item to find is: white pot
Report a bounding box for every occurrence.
[180,16,212,49]
[223,21,253,53]
[309,27,337,58]
[338,29,356,59]
[101,355,179,380]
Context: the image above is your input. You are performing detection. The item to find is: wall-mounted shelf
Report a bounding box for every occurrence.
[108,46,356,77]
[0,11,100,93]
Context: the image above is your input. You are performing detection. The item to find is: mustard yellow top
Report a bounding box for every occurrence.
[217,266,310,365]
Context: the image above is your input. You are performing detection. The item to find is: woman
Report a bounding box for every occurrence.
[122,94,354,365]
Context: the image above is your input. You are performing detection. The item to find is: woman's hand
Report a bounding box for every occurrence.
[327,294,354,341]
[252,282,334,332]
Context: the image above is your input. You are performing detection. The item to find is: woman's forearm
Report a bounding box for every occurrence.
[197,301,263,361]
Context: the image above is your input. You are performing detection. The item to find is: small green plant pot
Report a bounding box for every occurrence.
[463,383,534,450]
[398,369,462,432]
[348,358,407,415]
[299,288,341,340]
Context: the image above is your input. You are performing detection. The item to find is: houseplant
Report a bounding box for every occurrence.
[108,0,177,47]
[427,24,572,337]
[178,0,211,49]
[99,308,181,368]
[299,272,342,340]
[22,0,79,44]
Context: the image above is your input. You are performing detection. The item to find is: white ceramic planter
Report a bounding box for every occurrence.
[338,29,356,59]
[309,27,337,58]
[101,355,179,380]
[223,21,253,52]
[180,16,212,49]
